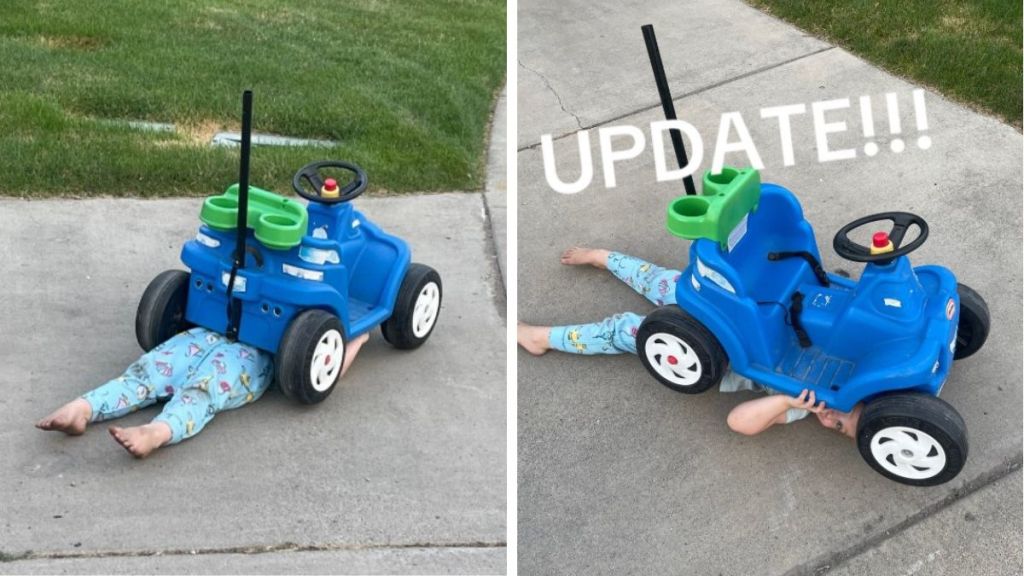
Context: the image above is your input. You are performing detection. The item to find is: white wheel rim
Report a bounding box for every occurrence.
[644,332,702,386]
[870,426,947,480]
[411,281,440,338]
[309,329,344,392]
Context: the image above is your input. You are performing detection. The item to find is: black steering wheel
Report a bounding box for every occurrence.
[291,160,367,204]
[832,212,929,263]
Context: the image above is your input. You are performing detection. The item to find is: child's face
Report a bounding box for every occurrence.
[815,406,860,439]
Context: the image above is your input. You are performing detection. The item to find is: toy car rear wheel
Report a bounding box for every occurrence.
[381,263,442,350]
[856,393,967,486]
[954,283,989,360]
[136,270,193,352]
[637,306,728,394]
[276,310,347,404]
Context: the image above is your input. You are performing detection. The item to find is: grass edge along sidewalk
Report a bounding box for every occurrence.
[746,0,1022,128]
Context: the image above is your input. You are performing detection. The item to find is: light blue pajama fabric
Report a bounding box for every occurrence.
[548,252,681,355]
[547,251,809,423]
[82,327,274,444]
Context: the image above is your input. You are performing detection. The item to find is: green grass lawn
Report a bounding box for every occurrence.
[747,0,1022,127]
[0,0,505,197]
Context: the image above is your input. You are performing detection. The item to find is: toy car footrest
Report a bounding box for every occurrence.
[200,184,309,250]
[666,167,760,249]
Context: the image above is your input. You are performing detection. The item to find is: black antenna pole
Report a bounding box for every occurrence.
[642,24,697,196]
[225,90,253,341]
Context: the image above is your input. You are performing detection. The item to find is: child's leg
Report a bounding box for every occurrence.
[606,252,682,306]
[547,312,645,355]
[37,328,210,435]
[152,341,275,446]
[81,329,209,423]
[81,372,162,424]
[150,386,215,445]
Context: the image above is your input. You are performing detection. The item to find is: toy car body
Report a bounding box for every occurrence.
[637,27,988,486]
[136,94,441,405]
[182,184,411,354]
[671,169,958,413]
[636,166,989,486]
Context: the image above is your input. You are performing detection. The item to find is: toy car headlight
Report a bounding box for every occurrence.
[282,263,324,282]
[196,231,221,248]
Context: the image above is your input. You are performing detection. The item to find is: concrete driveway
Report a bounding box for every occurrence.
[517,1,1022,574]
[0,192,506,574]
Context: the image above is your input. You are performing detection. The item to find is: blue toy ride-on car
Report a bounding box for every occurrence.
[638,26,989,486]
[135,92,441,404]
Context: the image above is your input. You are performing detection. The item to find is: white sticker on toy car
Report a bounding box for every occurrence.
[945,298,956,320]
[727,214,748,252]
[811,293,832,308]
[220,272,247,292]
[695,258,735,294]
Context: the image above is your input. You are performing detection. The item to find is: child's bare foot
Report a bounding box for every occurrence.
[36,399,92,436]
[560,247,610,269]
[340,332,370,379]
[517,323,552,356]
[109,423,172,458]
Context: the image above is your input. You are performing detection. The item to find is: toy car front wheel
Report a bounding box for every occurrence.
[636,306,728,394]
[856,393,967,486]
[276,310,347,404]
[953,283,989,360]
[381,263,442,350]
[136,269,192,352]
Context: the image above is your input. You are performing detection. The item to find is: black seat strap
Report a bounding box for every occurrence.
[767,251,829,287]
[790,291,812,348]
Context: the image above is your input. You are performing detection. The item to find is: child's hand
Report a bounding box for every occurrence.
[789,389,826,413]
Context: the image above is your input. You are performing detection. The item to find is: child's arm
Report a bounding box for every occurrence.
[726,389,823,436]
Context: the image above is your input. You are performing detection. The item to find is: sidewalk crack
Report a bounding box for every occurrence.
[1,540,507,563]
[519,58,584,130]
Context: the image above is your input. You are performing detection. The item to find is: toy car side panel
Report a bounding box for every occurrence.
[675,260,753,371]
[349,211,410,315]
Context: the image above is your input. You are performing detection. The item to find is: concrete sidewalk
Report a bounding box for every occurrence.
[0,193,506,574]
[517,1,1022,575]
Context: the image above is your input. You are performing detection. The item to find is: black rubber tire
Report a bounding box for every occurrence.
[856,393,968,487]
[636,306,728,394]
[136,270,192,352]
[276,310,347,405]
[954,283,989,360]
[381,263,442,350]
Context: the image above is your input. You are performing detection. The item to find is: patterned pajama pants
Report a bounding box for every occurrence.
[548,251,681,355]
[82,327,274,444]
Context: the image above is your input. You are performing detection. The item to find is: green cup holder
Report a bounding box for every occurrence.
[255,212,304,250]
[200,184,309,250]
[209,196,238,209]
[260,213,298,229]
[201,196,240,229]
[670,196,710,218]
[665,166,761,248]
[705,167,739,189]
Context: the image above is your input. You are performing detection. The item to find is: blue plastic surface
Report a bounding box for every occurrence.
[674,182,960,412]
[182,194,410,353]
